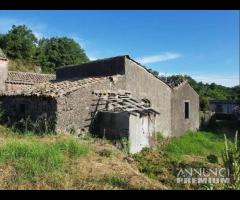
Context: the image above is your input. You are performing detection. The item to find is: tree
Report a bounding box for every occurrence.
[37,37,89,73]
[0,25,37,62]
[200,96,210,111]
[147,68,159,77]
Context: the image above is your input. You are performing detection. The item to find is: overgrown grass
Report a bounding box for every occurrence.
[0,137,89,182]
[102,174,128,189]
[133,130,229,189]
[164,131,225,160]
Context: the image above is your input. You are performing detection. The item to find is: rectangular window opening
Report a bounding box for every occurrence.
[20,104,26,114]
[185,101,189,119]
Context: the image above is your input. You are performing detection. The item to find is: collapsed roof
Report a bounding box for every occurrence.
[93,90,160,116]
[2,76,116,98]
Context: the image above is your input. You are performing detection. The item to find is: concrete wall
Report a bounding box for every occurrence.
[0,59,8,92]
[55,76,126,134]
[0,95,57,131]
[171,82,199,137]
[129,114,156,153]
[94,111,156,154]
[124,58,172,137]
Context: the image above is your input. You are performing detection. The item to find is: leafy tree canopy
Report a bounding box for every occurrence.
[0,25,37,62]
[37,37,89,73]
[157,74,239,111]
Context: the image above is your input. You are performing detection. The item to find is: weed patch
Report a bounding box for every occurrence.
[0,138,89,181]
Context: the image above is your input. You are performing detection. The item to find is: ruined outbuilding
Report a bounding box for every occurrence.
[0,49,200,153]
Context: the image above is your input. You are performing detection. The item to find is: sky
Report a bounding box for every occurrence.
[0,10,239,87]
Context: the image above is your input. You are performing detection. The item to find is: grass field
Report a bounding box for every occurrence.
[164,131,225,160]
[0,120,238,190]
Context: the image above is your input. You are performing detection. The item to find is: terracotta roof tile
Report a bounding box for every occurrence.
[3,76,116,98]
[6,71,56,84]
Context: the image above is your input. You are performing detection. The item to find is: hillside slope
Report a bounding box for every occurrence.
[0,125,166,190]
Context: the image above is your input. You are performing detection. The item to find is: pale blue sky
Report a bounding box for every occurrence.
[0,10,239,87]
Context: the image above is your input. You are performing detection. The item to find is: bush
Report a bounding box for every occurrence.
[207,154,219,163]
[133,148,164,179]
[103,174,128,188]
[222,131,240,189]
[98,149,112,157]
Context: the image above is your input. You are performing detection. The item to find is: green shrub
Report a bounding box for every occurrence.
[98,149,112,157]
[207,154,219,163]
[103,175,128,188]
[133,148,164,179]
[222,131,240,189]
[156,132,164,143]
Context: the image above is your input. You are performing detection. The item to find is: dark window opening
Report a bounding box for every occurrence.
[20,104,26,114]
[185,102,189,119]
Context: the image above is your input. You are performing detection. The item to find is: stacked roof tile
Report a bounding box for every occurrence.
[6,71,56,85]
[3,76,112,98]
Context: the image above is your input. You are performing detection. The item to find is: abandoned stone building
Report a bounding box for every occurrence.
[0,48,199,153]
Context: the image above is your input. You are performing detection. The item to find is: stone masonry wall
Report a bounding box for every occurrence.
[0,96,57,131]
[55,76,126,134]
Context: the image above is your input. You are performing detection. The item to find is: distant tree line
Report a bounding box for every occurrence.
[0,25,89,73]
[147,69,240,111]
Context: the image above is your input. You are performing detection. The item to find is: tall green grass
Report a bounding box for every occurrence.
[164,131,225,160]
[0,138,89,181]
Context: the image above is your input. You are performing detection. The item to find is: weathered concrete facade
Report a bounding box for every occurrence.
[124,58,172,137]
[171,82,199,136]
